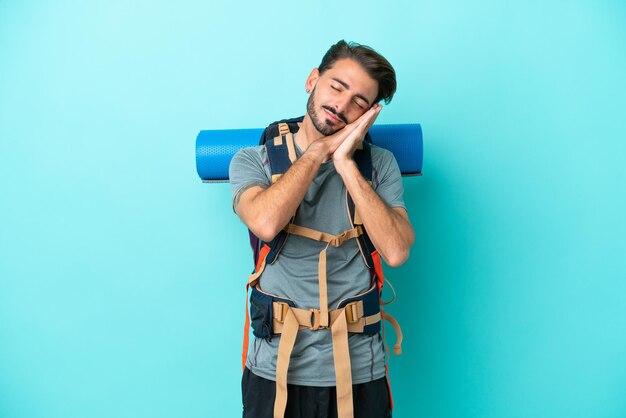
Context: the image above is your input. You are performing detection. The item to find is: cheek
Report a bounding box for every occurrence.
[346,108,366,123]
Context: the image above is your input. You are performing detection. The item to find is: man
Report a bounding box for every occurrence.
[230,40,414,418]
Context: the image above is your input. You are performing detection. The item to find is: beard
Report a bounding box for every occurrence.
[306,88,347,136]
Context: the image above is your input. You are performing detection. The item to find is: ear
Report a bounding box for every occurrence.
[305,68,320,93]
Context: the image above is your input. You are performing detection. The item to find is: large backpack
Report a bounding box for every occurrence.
[242,116,403,418]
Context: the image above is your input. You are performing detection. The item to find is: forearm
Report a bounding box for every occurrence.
[335,160,414,266]
[237,146,327,242]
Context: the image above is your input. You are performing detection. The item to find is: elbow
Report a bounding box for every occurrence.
[384,248,410,268]
[250,218,284,243]
[383,232,414,267]
[236,194,289,242]
[255,229,279,243]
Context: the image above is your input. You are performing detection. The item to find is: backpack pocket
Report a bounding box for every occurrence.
[249,287,274,339]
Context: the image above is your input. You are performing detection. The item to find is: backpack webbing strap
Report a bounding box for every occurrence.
[283,224,363,247]
[274,307,299,418]
[285,224,363,328]
[381,310,403,355]
[270,298,402,417]
[271,300,382,333]
[273,303,354,418]
[243,226,403,418]
[272,224,363,418]
[331,309,353,418]
[380,309,403,411]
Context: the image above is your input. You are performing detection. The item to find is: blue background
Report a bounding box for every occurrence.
[1,1,625,417]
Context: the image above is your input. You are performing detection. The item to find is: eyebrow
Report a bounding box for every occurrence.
[331,77,371,106]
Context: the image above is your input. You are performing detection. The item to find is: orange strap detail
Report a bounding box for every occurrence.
[256,244,271,274]
[242,285,251,371]
[242,244,272,371]
[371,250,385,294]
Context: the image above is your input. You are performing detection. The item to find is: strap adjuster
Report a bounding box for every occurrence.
[309,308,320,330]
[345,302,359,324]
[275,302,289,323]
[308,308,330,330]
[278,123,290,136]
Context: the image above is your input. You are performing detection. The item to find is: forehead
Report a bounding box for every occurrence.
[321,59,378,102]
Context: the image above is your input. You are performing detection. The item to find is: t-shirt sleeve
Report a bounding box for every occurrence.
[229,146,271,210]
[371,146,406,210]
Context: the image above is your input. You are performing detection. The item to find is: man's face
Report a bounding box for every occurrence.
[306,58,379,136]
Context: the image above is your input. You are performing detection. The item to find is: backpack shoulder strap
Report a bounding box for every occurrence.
[347,141,376,269]
[265,122,298,183]
[251,119,301,267]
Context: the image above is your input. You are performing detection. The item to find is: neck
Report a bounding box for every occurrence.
[296,113,325,151]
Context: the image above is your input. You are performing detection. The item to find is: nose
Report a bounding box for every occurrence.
[334,93,352,115]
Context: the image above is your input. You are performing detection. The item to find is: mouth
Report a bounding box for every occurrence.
[324,108,343,125]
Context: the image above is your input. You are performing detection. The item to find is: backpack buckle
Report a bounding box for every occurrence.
[329,231,349,247]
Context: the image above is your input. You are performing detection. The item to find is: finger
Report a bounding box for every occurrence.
[352,106,380,134]
[366,110,381,130]
[362,104,382,130]
[333,123,359,144]
[331,104,381,145]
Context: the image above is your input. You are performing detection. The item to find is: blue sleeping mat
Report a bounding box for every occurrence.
[196,123,422,182]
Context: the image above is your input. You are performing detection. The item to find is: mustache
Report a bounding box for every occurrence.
[321,105,348,124]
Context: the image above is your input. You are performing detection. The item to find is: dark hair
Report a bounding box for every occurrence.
[318,40,396,104]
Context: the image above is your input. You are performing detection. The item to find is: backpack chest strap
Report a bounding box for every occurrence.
[283,223,363,330]
[283,224,363,247]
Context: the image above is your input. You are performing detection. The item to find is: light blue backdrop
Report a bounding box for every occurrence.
[1,1,625,417]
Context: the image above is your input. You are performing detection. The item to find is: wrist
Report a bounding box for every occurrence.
[333,158,357,177]
[303,142,329,164]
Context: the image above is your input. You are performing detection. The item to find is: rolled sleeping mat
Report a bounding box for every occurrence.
[196,123,423,182]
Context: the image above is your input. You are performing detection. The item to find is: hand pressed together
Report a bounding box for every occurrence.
[305,104,382,164]
[333,103,382,163]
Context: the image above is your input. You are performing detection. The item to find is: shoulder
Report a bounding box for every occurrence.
[369,144,395,160]
[367,144,402,190]
[229,145,270,181]
[232,145,266,161]
[369,144,398,170]
[230,145,268,168]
